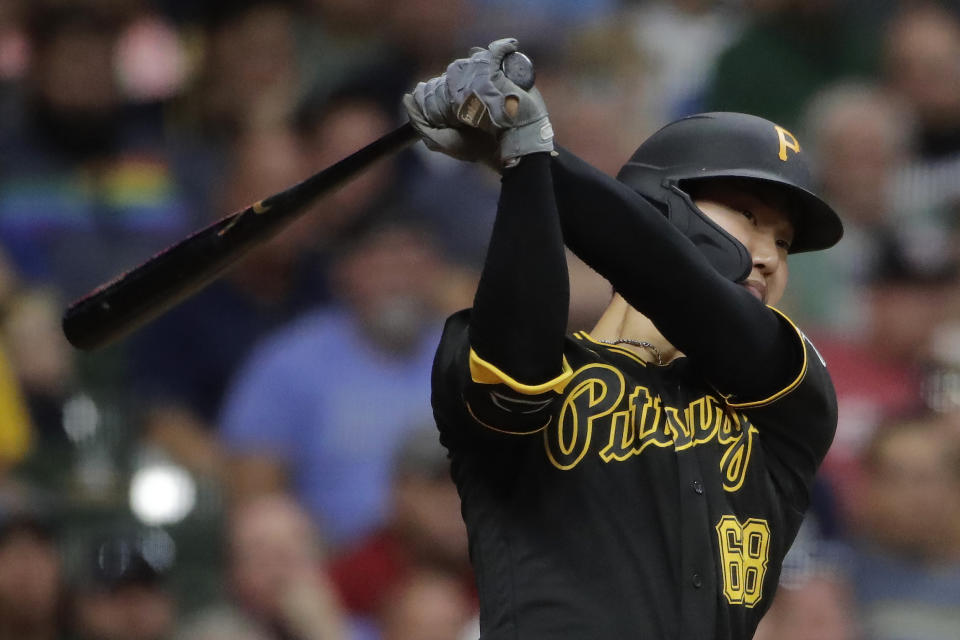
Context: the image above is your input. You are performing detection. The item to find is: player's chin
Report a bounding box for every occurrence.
[764,284,787,307]
[740,281,766,303]
[743,275,787,307]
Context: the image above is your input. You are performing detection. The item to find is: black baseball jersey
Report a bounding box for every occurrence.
[432,306,837,640]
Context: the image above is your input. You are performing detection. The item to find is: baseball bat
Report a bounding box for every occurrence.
[62,52,535,351]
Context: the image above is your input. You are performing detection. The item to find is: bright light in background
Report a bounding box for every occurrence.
[129,463,197,526]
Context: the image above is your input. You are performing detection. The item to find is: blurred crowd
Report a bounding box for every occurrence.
[0,0,959,639]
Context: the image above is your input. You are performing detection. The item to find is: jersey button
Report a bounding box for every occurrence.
[692,573,703,588]
[692,480,704,495]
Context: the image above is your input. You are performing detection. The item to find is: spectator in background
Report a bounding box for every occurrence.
[466,0,617,46]
[703,0,880,130]
[378,568,477,640]
[2,287,74,430]
[883,1,960,160]
[920,317,960,415]
[752,568,860,640]
[815,235,958,518]
[329,425,473,626]
[111,5,191,106]
[628,0,744,121]
[296,0,473,113]
[69,532,177,640]
[296,89,403,245]
[883,1,960,224]
[848,413,960,640]
[380,0,472,94]
[201,493,353,640]
[400,110,500,272]
[293,0,392,109]
[529,28,647,178]
[782,81,915,335]
[0,499,65,640]
[218,222,463,549]
[180,0,302,146]
[0,338,31,476]
[0,287,76,485]
[175,609,270,640]
[0,248,33,476]
[0,0,27,141]
[0,2,197,301]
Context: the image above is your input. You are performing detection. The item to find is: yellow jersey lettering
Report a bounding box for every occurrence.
[665,406,693,450]
[544,374,758,491]
[546,364,623,470]
[719,420,758,492]
[688,395,722,445]
[634,387,667,445]
[599,410,634,462]
[637,393,673,451]
[717,408,742,445]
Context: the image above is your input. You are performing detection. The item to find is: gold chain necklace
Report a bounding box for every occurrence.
[596,338,663,366]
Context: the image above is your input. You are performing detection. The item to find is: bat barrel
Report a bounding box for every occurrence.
[62,124,418,350]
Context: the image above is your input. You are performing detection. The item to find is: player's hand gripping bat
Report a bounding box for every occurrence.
[62,52,535,350]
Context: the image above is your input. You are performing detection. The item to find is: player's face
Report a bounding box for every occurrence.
[693,184,794,306]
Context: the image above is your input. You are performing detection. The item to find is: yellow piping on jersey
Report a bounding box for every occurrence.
[723,307,809,409]
[469,348,573,394]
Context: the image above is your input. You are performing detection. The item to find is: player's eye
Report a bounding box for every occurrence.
[776,238,792,251]
[740,209,756,223]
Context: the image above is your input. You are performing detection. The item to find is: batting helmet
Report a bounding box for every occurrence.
[616,112,843,282]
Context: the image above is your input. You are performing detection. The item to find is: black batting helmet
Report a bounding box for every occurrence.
[617,112,843,282]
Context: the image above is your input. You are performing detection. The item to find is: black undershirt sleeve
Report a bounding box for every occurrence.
[466,147,800,401]
[468,152,569,385]
[550,148,800,400]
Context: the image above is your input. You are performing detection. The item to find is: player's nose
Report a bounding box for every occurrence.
[746,229,781,275]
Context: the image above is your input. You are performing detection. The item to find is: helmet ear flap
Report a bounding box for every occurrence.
[617,161,751,282]
[664,182,752,283]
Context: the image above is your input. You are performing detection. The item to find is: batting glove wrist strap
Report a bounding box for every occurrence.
[497,92,554,165]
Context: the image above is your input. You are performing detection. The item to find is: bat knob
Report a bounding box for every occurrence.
[502,51,535,91]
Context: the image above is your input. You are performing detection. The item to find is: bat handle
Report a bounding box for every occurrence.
[502,51,535,91]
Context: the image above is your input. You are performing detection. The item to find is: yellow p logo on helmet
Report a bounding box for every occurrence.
[775,125,801,161]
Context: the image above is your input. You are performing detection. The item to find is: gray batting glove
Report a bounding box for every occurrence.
[402,92,499,168]
[406,42,503,132]
[497,85,554,167]
[409,72,458,129]
[405,38,553,167]
[446,38,554,166]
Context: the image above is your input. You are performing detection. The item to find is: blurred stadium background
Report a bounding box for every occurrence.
[0,1,959,639]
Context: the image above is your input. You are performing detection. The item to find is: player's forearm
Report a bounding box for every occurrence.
[550,148,798,397]
[468,152,569,385]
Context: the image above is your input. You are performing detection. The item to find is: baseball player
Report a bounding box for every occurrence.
[404,39,843,639]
